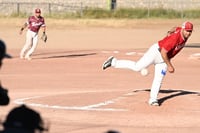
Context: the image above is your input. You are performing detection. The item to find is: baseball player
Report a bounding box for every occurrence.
[102,21,193,106]
[19,8,47,60]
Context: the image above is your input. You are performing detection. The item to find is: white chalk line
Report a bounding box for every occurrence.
[13,91,136,112]
[13,89,200,112]
[189,53,200,60]
[101,50,144,56]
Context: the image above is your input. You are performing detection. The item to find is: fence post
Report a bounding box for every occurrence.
[80,2,83,17]
[111,0,117,10]
[147,0,150,17]
[107,0,117,10]
[48,3,51,15]
[181,1,183,19]
[17,3,20,15]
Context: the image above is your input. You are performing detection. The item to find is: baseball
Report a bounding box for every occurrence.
[141,69,148,76]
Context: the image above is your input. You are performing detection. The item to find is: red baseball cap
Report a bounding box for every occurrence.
[182,21,193,31]
[35,8,41,13]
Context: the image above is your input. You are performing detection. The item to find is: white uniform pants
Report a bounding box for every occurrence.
[20,30,38,58]
[112,43,167,102]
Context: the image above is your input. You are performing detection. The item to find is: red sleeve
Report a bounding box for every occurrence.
[27,16,32,25]
[158,27,181,52]
[41,17,46,27]
[161,35,179,51]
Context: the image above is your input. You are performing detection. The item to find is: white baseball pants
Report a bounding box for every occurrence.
[111,43,167,103]
[20,30,38,58]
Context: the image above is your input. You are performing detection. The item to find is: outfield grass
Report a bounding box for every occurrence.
[2,8,200,19]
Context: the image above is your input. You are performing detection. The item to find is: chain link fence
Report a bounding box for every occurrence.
[1,1,200,17]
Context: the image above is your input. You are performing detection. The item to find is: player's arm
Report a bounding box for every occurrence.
[41,25,46,34]
[160,48,175,73]
[19,22,28,35]
[41,18,46,34]
[167,27,177,36]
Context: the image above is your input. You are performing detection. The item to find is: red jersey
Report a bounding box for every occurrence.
[27,16,45,33]
[158,27,187,59]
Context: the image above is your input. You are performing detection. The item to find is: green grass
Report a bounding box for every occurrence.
[1,8,200,19]
[183,9,200,18]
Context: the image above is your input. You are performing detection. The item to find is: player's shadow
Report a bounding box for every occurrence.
[39,52,96,59]
[31,50,97,59]
[158,89,200,105]
[133,89,200,105]
[34,50,92,56]
[11,50,97,59]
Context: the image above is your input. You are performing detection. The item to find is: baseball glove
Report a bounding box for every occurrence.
[41,32,47,43]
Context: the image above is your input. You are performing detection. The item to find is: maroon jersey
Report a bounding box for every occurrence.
[158,27,187,59]
[27,16,45,33]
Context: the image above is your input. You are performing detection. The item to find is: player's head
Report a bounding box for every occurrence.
[182,21,193,31]
[35,8,41,17]
[3,105,48,132]
[0,40,11,67]
[181,21,193,39]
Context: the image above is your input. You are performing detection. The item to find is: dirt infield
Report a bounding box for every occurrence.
[0,19,200,133]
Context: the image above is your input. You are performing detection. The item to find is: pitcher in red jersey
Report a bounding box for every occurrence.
[102,21,193,106]
[19,8,47,60]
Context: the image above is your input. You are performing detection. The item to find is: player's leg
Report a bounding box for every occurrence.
[111,43,159,71]
[25,33,38,60]
[149,62,167,106]
[20,30,32,59]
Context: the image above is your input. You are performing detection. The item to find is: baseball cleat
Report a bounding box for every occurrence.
[20,54,25,59]
[149,100,159,106]
[25,56,32,61]
[20,56,24,59]
[102,56,114,70]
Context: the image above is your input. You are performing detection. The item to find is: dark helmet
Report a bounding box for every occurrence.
[0,85,9,105]
[3,105,47,131]
[0,40,11,60]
